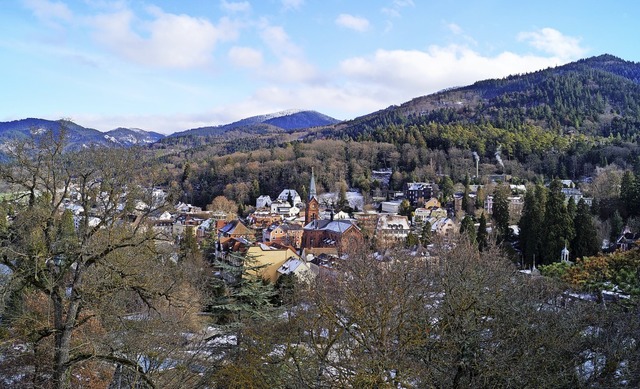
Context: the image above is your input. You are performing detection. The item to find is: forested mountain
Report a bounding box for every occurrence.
[104,127,165,146]
[165,110,339,146]
[327,54,640,152]
[0,118,112,150]
[0,118,165,150]
[165,55,640,211]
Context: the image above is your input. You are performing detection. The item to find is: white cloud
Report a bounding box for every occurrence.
[254,23,320,83]
[23,0,73,23]
[444,22,477,46]
[91,6,238,69]
[265,58,321,83]
[207,84,379,124]
[228,46,263,68]
[192,44,562,126]
[518,27,587,60]
[281,0,304,11]
[382,0,414,16]
[393,0,415,6]
[90,41,577,134]
[338,44,571,112]
[259,23,302,57]
[381,0,414,33]
[335,14,370,33]
[73,112,214,134]
[447,23,463,35]
[220,0,251,13]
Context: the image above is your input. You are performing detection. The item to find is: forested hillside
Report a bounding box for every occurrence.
[333,54,640,141]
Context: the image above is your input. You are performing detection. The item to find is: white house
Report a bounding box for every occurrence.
[277,189,302,206]
[271,200,293,215]
[277,257,318,283]
[381,200,402,214]
[256,195,272,209]
[376,214,411,243]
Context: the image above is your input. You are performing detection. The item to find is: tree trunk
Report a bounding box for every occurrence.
[52,267,84,389]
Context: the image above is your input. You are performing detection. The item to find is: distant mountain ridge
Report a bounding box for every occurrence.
[103,127,165,146]
[0,110,340,152]
[0,118,165,150]
[169,109,340,139]
[6,54,640,154]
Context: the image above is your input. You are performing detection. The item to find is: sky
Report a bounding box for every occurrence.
[1,0,638,134]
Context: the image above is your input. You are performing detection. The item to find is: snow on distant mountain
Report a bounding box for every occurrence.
[169,109,340,138]
[0,118,164,151]
[104,127,165,146]
[263,110,340,130]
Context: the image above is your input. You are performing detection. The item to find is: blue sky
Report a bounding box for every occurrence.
[1,0,638,134]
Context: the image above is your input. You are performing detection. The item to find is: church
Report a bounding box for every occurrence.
[300,169,363,256]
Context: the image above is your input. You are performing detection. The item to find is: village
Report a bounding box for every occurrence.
[108,168,607,289]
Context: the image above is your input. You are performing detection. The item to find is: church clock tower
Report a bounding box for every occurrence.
[305,168,320,225]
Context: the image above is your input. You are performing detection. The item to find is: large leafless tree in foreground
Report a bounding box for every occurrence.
[0,128,206,389]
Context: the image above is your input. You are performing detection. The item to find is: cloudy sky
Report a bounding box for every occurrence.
[1,0,637,134]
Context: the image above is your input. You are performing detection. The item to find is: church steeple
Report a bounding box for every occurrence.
[309,167,317,200]
[305,168,319,225]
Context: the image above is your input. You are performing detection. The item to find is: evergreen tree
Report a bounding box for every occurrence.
[571,198,599,260]
[406,232,420,247]
[518,185,546,267]
[462,183,471,214]
[286,190,293,206]
[459,215,476,243]
[492,183,510,242]
[440,176,454,204]
[250,179,260,205]
[542,179,574,264]
[610,210,624,241]
[210,252,277,324]
[398,199,413,218]
[477,213,488,251]
[421,221,432,247]
[567,197,577,222]
[337,180,349,211]
[475,186,485,209]
[620,170,638,218]
[179,226,199,262]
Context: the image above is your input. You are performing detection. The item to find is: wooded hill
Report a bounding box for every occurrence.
[166,54,640,209]
[330,54,640,141]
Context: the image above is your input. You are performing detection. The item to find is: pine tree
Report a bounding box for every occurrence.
[462,183,471,214]
[571,198,599,260]
[542,179,574,264]
[475,186,485,209]
[620,170,638,218]
[459,215,476,243]
[421,221,432,247]
[477,213,488,251]
[210,252,277,324]
[567,196,577,221]
[492,183,510,242]
[179,226,199,262]
[610,210,624,241]
[399,199,413,217]
[440,176,454,204]
[518,185,546,267]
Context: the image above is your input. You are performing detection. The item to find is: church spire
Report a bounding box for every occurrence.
[309,167,317,200]
[305,168,320,226]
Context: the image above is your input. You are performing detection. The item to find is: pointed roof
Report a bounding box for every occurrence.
[219,220,253,237]
[309,167,317,200]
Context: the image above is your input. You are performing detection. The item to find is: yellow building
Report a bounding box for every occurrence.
[245,244,301,284]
